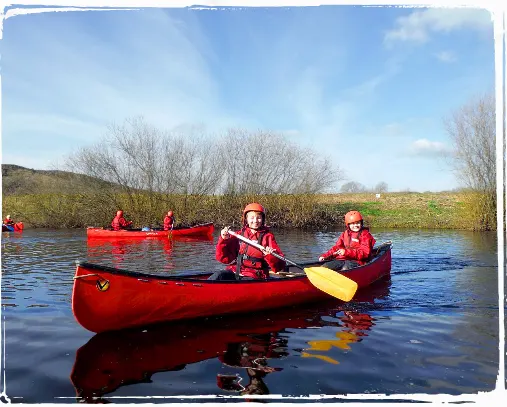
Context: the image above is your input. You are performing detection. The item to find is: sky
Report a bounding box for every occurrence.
[0,2,497,192]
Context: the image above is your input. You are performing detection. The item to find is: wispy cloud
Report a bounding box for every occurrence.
[384,8,492,47]
[435,50,457,63]
[408,138,451,157]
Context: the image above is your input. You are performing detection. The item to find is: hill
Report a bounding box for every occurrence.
[1,164,116,196]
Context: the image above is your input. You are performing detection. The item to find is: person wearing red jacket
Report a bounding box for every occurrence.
[212,203,286,281]
[318,210,376,271]
[111,210,133,231]
[3,215,14,226]
[163,211,175,230]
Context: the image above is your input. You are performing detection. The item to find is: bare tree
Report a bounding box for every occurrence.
[374,182,389,193]
[444,93,496,192]
[218,128,343,194]
[340,181,367,193]
[66,118,344,219]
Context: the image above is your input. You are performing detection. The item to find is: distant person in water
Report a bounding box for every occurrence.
[3,215,14,226]
[318,210,376,271]
[163,211,175,230]
[111,210,133,231]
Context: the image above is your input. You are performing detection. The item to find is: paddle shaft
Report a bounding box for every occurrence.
[226,229,304,271]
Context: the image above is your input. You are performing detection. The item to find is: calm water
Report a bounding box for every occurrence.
[0,228,500,403]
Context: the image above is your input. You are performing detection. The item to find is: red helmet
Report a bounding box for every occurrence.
[116,210,123,217]
[344,210,363,225]
[243,203,265,225]
[167,211,174,217]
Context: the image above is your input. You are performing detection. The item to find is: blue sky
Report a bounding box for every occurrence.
[0,5,495,192]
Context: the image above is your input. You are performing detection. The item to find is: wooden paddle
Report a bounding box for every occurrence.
[226,229,358,302]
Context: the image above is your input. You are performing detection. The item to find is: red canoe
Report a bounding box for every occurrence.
[72,242,392,333]
[86,222,214,239]
[2,222,24,232]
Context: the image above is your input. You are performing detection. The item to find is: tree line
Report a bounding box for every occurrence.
[64,118,344,198]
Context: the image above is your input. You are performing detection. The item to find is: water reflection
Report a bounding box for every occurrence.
[70,279,390,401]
[85,235,214,272]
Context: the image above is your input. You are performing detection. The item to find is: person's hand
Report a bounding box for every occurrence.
[318,256,325,262]
[220,226,230,239]
[335,249,345,256]
[262,246,276,256]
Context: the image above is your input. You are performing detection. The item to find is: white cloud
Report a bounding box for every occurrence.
[409,138,451,157]
[435,50,457,63]
[384,8,492,47]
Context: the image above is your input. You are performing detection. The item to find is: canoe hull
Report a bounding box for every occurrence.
[86,222,214,239]
[72,244,392,333]
[2,222,23,232]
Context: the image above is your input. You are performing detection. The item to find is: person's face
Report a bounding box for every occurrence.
[348,221,361,232]
[246,211,263,229]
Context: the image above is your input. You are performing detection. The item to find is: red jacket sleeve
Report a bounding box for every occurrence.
[320,232,345,260]
[343,231,376,261]
[262,233,286,273]
[119,218,132,228]
[215,233,240,264]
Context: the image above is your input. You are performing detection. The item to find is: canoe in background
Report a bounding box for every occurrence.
[2,222,24,232]
[86,222,214,239]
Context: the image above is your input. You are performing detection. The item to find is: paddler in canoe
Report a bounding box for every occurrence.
[318,210,376,271]
[3,214,15,227]
[211,203,286,280]
[163,210,175,230]
[111,210,133,231]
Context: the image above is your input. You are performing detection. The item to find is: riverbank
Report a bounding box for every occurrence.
[317,192,471,229]
[2,191,495,231]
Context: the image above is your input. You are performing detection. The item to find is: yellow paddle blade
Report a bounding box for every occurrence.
[301,352,340,365]
[306,334,359,351]
[303,266,358,302]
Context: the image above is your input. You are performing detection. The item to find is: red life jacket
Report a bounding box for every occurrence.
[163,215,174,230]
[342,228,366,248]
[111,216,127,231]
[235,228,270,279]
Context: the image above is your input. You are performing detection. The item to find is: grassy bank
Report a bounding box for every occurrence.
[1,191,496,231]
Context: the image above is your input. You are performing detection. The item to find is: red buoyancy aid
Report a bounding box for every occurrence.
[111,217,121,230]
[163,215,174,230]
[215,226,285,280]
[111,216,131,231]
[320,227,376,264]
[236,229,270,278]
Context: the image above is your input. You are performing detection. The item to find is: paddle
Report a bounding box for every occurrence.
[226,229,358,302]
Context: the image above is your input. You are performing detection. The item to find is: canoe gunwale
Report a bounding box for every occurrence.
[75,241,392,284]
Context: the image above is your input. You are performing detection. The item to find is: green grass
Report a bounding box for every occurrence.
[2,191,496,231]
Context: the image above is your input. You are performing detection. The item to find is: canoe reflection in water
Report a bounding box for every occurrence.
[86,235,213,271]
[70,278,390,401]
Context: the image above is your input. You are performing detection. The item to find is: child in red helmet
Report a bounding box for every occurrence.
[212,203,286,280]
[111,210,133,231]
[163,211,175,230]
[318,210,376,271]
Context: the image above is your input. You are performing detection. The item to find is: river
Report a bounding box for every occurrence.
[0,227,501,403]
